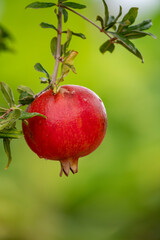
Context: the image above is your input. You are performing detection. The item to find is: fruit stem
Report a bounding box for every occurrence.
[60,4,112,39]
[50,2,62,89]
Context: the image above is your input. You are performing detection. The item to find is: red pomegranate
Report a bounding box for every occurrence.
[22,85,107,176]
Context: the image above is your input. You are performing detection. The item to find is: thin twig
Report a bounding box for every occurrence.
[60,4,112,39]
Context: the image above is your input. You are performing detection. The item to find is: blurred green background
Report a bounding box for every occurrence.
[0,0,160,239]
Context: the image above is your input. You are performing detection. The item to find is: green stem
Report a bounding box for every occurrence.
[50,3,62,88]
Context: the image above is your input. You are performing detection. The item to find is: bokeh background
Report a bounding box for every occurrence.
[0,0,160,239]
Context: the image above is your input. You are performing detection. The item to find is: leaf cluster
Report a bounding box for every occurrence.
[0,82,46,168]
[97,0,156,62]
[0,24,14,53]
[26,1,86,84]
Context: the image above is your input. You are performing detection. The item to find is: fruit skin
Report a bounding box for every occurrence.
[22,85,107,176]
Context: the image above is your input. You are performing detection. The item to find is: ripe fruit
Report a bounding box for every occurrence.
[22,85,107,176]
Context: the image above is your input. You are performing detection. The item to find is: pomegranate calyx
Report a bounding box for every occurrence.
[60,158,78,177]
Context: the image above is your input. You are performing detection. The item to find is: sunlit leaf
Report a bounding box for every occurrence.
[0,109,21,131]
[0,107,9,114]
[3,138,12,169]
[0,82,15,107]
[0,129,23,139]
[59,51,78,82]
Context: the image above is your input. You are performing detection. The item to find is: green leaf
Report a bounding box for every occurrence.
[0,82,15,107]
[124,30,156,39]
[25,2,56,9]
[62,30,86,39]
[40,22,57,31]
[118,7,138,33]
[50,37,57,57]
[105,6,122,31]
[102,0,109,27]
[17,85,34,96]
[19,111,46,120]
[59,50,78,82]
[63,29,72,55]
[0,107,9,114]
[34,63,50,79]
[62,8,68,23]
[3,138,12,169]
[62,2,86,9]
[0,129,23,139]
[122,7,138,26]
[0,109,21,131]
[17,85,34,105]
[123,19,153,33]
[111,32,144,62]
[96,16,104,29]
[99,40,115,53]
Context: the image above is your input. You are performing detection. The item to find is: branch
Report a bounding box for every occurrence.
[60,4,112,39]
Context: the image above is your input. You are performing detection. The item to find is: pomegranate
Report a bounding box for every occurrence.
[22,85,107,176]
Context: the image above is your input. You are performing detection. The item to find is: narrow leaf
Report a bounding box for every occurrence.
[111,32,144,62]
[96,16,104,29]
[50,37,57,57]
[17,85,34,96]
[62,30,86,39]
[63,30,72,55]
[105,6,122,31]
[40,22,57,31]
[0,129,23,139]
[62,2,86,9]
[102,0,109,27]
[122,7,138,26]
[59,51,78,81]
[100,40,115,53]
[62,8,68,23]
[34,63,50,78]
[123,19,153,33]
[3,138,12,169]
[118,7,138,33]
[0,82,15,107]
[19,111,46,120]
[26,2,56,9]
[17,85,34,105]
[0,109,21,131]
[124,30,156,39]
